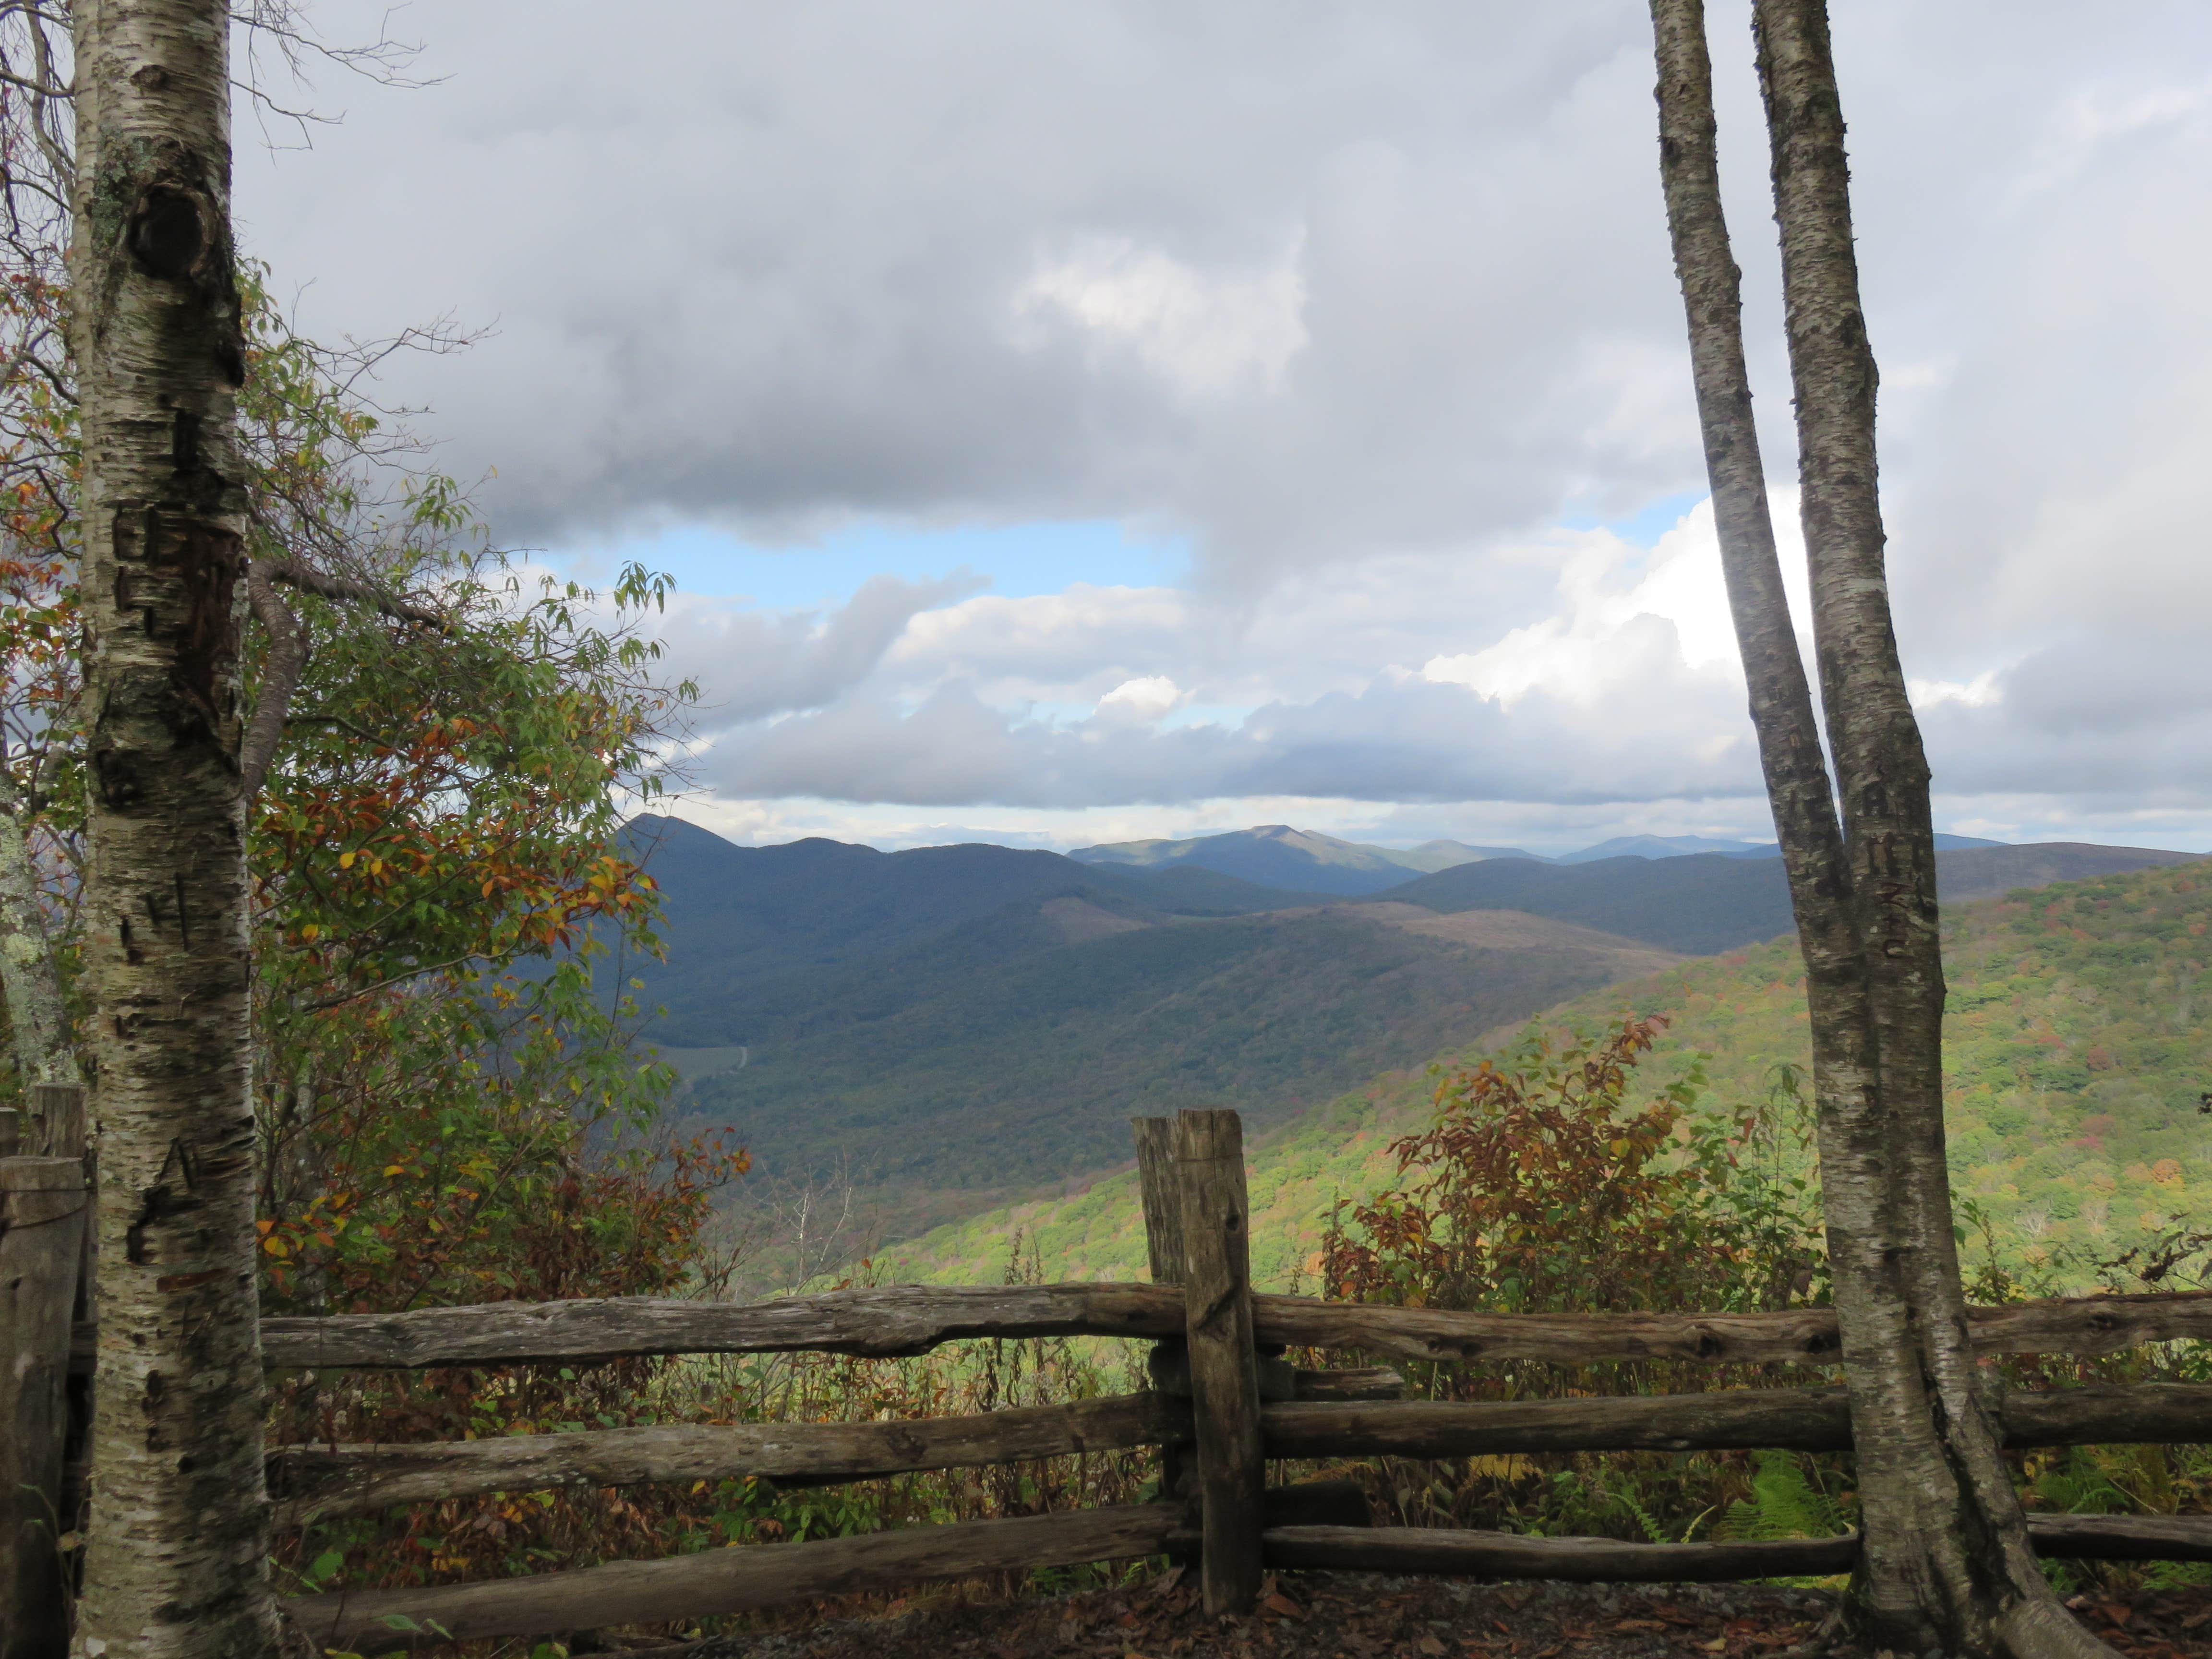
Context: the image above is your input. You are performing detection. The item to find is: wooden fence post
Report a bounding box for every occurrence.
[1132,1118,1185,1288]
[40,1084,93,1613]
[1175,1107,1263,1616]
[1131,1118,1191,1508]
[2,1083,90,1659]
[24,1085,83,1162]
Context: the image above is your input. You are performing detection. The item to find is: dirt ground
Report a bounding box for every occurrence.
[608,1573,2212,1659]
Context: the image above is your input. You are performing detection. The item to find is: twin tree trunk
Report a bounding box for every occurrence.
[1648,3,2112,1657]
[67,0,280,1652]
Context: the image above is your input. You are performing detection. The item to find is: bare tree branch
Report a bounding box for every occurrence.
[263,555,446,630]
[227,0,439,151]
[282,710,390,750]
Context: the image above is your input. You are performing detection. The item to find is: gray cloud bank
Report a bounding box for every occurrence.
[242,2,2212,842]
[639,529,2212,837]
[701,672,1753,811]
[238,1,1734,568]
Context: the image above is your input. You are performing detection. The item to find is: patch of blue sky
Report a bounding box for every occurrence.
[558,518,1191,609]
[1558,489,1707,549]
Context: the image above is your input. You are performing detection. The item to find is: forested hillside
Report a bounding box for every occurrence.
[620,814,1311,1040]
[683,899,1675,1236]
[890,861,2212,1291]
[1382,842,2199,957]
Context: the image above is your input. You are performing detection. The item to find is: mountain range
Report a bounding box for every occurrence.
[1069,825,1534,897]
[621,815,2198,1241]
[1067,822,2007,893]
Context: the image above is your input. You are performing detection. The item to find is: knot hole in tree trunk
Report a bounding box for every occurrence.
[129,185,207,283]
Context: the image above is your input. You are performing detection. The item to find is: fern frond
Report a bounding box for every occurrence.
[1718,1451,1845,1541]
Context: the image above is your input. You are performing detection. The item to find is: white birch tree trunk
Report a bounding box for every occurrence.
[1648,2,2115,1654]
[65,0,281,1649]
[1747,8,2111,1653]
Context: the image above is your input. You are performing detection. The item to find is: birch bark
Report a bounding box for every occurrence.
[65,0,281,1650]
[1648,2,2113,1654]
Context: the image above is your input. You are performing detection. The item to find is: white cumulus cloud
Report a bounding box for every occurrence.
[1094,675,1187,722]
[1015,236,1309,397]
[1420,503,1748,707]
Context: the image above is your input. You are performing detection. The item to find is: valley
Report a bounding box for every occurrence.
[673,888,1676,1237]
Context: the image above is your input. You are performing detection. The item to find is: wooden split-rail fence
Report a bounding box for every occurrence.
[8,1101,2212,1654]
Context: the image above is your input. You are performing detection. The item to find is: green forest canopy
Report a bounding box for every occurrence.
[887,860,2212,1294]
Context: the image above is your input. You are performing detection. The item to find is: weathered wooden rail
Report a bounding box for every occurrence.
[269,1382,2212,1526]
[289,1505,1184,1651]
[253,1281,2212,1370]
[268,1370,1411,1524]
[1260,1512,2212,1582]
[15,1098,2212,1654]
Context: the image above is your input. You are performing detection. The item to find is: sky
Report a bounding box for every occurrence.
[233,1,2212,857]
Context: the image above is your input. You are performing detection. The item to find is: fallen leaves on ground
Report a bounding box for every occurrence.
[2065,1590,2212,1659]
[621,1574,2212,1659]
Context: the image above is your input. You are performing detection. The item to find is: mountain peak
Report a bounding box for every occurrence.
[1069,825,1529,897]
